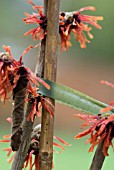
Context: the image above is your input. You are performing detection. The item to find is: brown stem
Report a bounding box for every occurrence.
[89,140,105,170]
[11,100,34,170]
[35,0,48,78]
[11,73,28,151]
[35,38,46,78]
[39,0,60,170]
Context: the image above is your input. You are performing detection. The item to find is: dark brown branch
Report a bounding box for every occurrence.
[11,100,34,170]
[39,0,60,170]
[11,74,28,151]
[89,140,105,170]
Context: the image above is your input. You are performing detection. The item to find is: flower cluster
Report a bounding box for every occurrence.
[23,0,46,41]
[0,121,71,170]
[27,95,55,122]
[75,113,114,156]
[23,1,103,51]
[59,6,103,50]
[0,45,49,103]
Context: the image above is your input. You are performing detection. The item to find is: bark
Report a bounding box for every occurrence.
[89,141,105,170]
[39,0,60,170]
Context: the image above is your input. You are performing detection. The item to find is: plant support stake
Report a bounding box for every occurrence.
[39,0,60,170]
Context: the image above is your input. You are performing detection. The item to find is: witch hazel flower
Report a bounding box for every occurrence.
[23,1,103,51]
[75,113,114,156]
[23,0,46,41]
[75,80,114,156]
[0,122,71,170]
[59,6,103,50]
[0,45,49,102]
[27,95,55,122]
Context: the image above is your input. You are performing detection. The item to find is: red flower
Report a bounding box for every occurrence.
[59,6,103,50]
[27,95,55,122]
[23,0,46,41]
[0,46,21,102]
[0,45,49,102]
[75,113,114,156]
[0,120,71,169]
[23,1,103,51]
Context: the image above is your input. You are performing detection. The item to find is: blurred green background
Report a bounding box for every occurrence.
[0,0,114,169]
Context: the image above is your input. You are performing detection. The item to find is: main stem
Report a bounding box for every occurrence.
[39,0,60,169]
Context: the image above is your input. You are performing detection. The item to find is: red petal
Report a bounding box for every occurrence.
[24,28,37,36]
[79,6,96,12]
[29,150,34,170]
[75,128,92,139]
[41,99,54,117]
[100,106,112,113]
[101,80,114,88]
[21,45,33,57]
[3,148,12,156]
[0,139,10,142]
[34,155,39,170]
[7,155,15,164]
[53,142,65,150]
[3,134,11,138]
[54,136,71,146]
[27,68,50,89]
[24,155,29,168]
[7,117,12,124]
[27,82,38,97]
[3,45,12,56]
[27,0,35,6]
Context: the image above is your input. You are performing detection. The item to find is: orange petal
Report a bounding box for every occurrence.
[100,106,112,113]
[0,139,10,142]
[54,136,71,146]
[7,117,12,124]
[21,45,33,57]
[101,80,114,88]
[79,6,96,12]
[53,142,65,150]
[3,134,11,138]
[75,128,92,139]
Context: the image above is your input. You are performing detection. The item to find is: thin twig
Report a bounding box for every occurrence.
[35,38,46,78]
[89,140,105,170]
[35,0,48,78]
[39,0,60,170]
